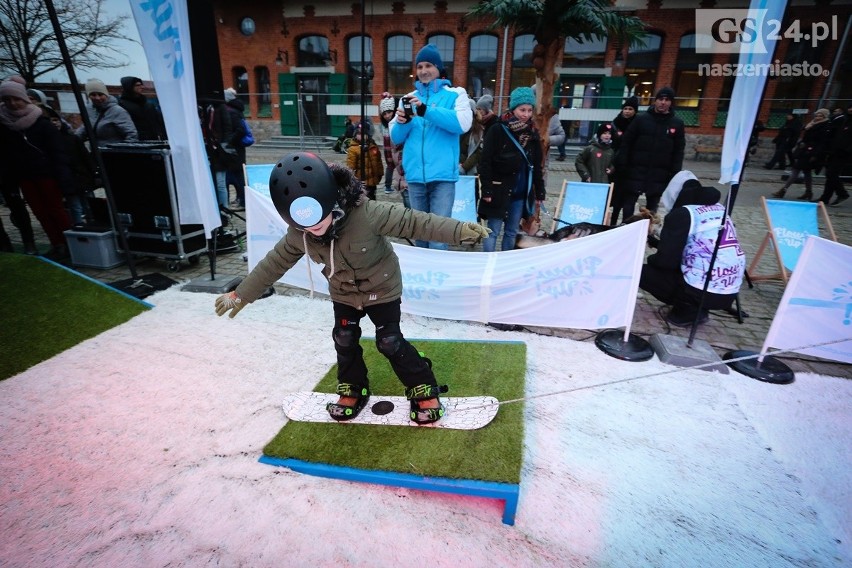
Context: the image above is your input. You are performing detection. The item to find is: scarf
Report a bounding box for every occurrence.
[0,102,43,131]
[502,112,534,149]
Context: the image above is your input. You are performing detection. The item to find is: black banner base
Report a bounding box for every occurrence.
[595,329,654,362]
[109,273,179,300]
[723,350,795,384]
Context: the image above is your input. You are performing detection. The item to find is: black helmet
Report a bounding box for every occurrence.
[269,152,339,228]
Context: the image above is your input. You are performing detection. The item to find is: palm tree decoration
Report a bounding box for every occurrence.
[468,0,646,158]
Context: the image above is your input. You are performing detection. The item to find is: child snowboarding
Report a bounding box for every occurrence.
[214,152,489,424]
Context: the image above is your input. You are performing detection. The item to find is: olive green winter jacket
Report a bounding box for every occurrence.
[235,199,468,310]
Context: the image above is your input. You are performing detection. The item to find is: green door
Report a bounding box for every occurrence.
[599,76,627,109]
[278,74,298,136]
[328,73,347,137]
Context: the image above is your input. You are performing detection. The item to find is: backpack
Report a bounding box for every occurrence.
[240,118,255,147]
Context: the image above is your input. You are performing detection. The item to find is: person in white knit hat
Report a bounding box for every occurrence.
[378,93,398,195]
[75,78,138,145]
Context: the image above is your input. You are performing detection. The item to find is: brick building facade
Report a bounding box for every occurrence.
[208,1,851,143]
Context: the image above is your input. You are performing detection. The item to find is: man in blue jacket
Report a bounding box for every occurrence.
[390,44,472,249]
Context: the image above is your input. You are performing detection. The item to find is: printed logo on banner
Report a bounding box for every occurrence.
[788,282,852,326]
[522,256,604,299]
[136,0,185,78]
[773,226,809,249]
[402,271,451,301]
[567,204,597,222]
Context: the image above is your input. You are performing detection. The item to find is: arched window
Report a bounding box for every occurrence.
[674,33,712,109]
[254,66,271,118]
[511,34,536,92]
[625,33,663,105]
[297,35,331,67]
[426,34,455,81]
[387,35,413,96]
[563,36,607,68]
[468,34,498,99]
[347,35,373,103]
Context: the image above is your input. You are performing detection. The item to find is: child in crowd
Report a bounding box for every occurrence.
[575,123,615,184]
[214,152,489,424]
[346,122,384,200]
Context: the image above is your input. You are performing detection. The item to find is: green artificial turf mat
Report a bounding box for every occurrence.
[263,339,526,484]
[0,254,149,380]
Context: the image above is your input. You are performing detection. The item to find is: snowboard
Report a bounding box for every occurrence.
[282,392,499,430]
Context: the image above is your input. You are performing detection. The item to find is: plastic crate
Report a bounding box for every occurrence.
[64,229,125,269]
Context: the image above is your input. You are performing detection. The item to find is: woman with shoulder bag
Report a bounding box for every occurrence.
[477,87,545,252]
[771,108,832,200]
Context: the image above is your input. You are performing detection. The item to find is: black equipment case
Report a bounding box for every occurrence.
[100,144,208,271]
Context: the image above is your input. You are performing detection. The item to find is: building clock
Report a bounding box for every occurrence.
[240,17,256,36]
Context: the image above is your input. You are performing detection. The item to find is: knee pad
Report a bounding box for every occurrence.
[333,325,360,348]
[376,325,403,357]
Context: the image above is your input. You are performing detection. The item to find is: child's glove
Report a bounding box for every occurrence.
[460,222,491,243]
[215,291,246,318]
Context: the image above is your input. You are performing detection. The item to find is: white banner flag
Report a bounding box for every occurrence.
[718,0,788,185]
[129,0,220,235]
[245,186,647,330]
[762,237,852,363]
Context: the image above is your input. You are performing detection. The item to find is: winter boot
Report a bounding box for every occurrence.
[796,190,813,200]
[405,384,449,425]
[770,188,786,198]
[326,383,370,421]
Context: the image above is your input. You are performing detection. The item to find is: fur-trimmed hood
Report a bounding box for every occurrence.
[328,162,367,211]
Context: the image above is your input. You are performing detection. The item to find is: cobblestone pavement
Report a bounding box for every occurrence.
[3,147,850,378]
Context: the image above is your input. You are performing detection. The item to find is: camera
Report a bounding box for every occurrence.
[401,97,414,117]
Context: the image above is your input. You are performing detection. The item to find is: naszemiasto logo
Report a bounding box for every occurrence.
[695,9,839,54]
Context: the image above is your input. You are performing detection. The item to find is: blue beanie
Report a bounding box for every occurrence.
[509,87,536,110]
[415,44,444,71]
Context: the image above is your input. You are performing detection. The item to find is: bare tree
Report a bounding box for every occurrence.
[0,0,130,83]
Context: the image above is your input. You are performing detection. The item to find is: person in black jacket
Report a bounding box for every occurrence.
[210,88,247,209]
[477,87,545,252]
[45,106,97,226]
[812,102,852,206]
[0,78,73,259]
[118,76,166,141]
[612,96,638,153]
[609,96,639,225]
[763,113,802,170]
[613,86,685,217]
[771,108,832,200]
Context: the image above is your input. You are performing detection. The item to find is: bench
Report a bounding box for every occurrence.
[693,145,722,161]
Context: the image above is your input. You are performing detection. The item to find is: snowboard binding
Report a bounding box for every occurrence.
[405,384,449,425]
[326,383,370,421]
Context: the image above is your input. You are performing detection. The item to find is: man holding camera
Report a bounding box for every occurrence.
[390,44,472,249]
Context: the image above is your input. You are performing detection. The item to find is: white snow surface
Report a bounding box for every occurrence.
[0,288,849,567]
